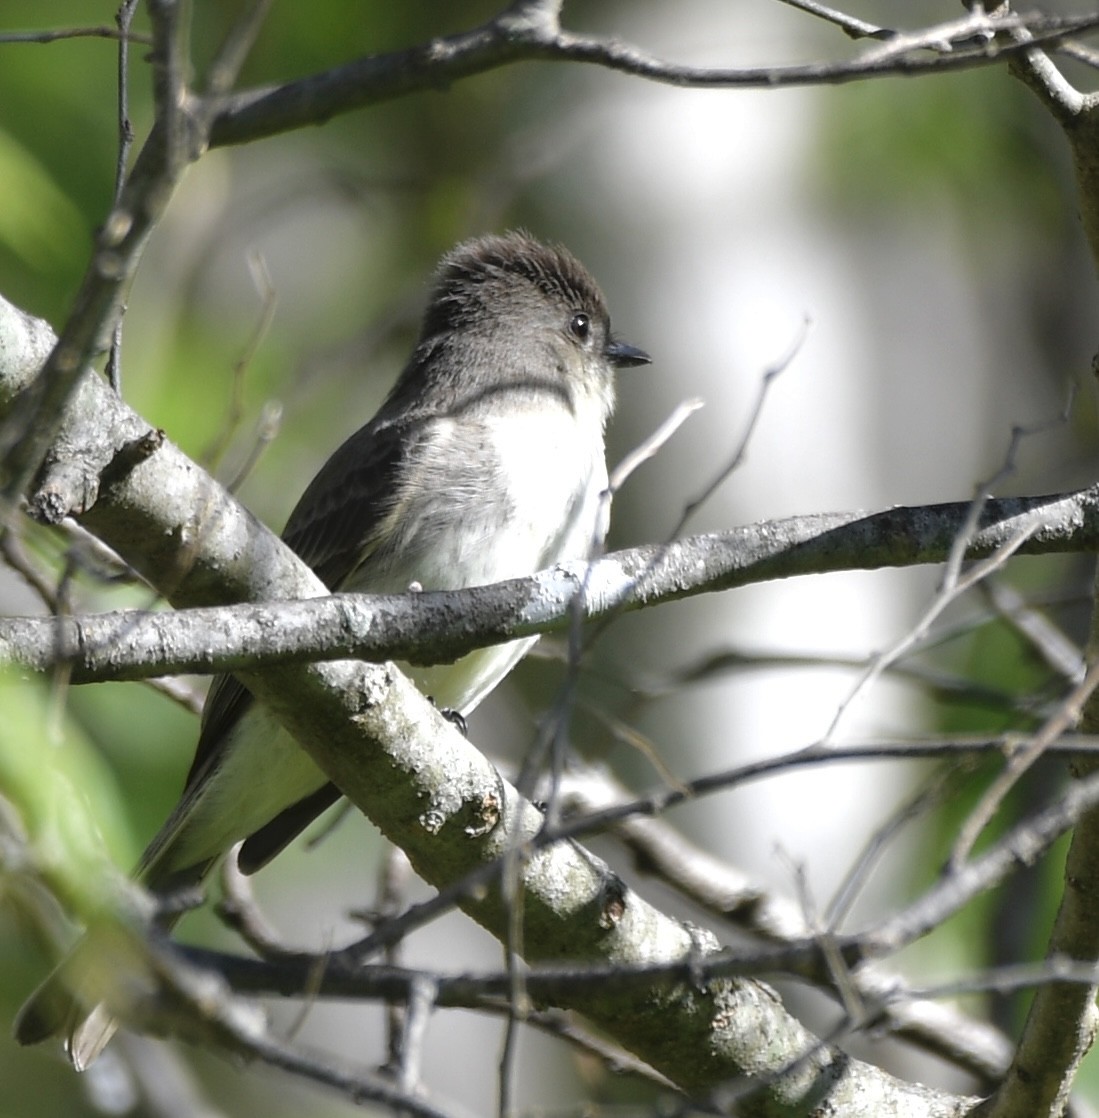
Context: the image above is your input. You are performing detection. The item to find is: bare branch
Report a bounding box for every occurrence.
[3,480,1097,685]
[0,26,152,46]
[673,318,807,537]
[772,0,892,42]
[105,0,141,393]
[606,397,703,494]
[556,765,1014,1083]
[203,9,1099,150]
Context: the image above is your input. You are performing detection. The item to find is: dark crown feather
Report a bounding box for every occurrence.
[420,230,608,338]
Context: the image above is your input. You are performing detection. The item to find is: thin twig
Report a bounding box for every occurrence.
[607,397,703,493]
[673,318,808,537]
[825,769,960,933]
[1057,39,1099,71]
[944,397,1074,593]
[105,0,140,393]
[822,393,1075,743]
[203,0,274,97]
[201,251,279,480]
[216,847,287,956]
[772,0,892,41]
[636,643,1055,720]
[950,657,1099,870]
[821,520,1042,743]
[981,578,1084,683]
[0,26,152,45]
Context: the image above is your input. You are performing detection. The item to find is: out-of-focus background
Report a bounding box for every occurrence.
[2,1,1098,1114]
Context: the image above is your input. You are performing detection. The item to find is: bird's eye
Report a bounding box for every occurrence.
[568,312,591,342]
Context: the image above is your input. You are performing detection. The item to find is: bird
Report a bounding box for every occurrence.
[14,229,650,1067]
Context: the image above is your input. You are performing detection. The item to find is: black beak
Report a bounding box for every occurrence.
[605,339,651,369]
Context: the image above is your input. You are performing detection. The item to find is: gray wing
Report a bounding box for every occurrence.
[280,416,410,589]
[172,419,412,875]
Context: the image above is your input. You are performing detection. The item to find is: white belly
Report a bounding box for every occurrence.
[351,401,610,713]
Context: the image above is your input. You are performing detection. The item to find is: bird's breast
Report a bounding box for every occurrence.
[360,401,607,594]
[481,402,609,566]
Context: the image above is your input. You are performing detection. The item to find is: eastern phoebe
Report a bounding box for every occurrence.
[15,230,650,1065]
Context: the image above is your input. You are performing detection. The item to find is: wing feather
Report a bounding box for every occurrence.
[171,419,412,874]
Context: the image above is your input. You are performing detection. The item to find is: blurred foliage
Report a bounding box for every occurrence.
[817,52,1097,464]
[0,671,132,1118]
[819,67,1068,237]
[0,669,135,893]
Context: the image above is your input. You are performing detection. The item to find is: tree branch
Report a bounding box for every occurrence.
[203,7,1099,150]
[0,470,1096,682]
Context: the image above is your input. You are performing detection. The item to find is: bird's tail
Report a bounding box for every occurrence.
[14,937,124,1070]
[13,855,211,1069]
[13,963,81,1047]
